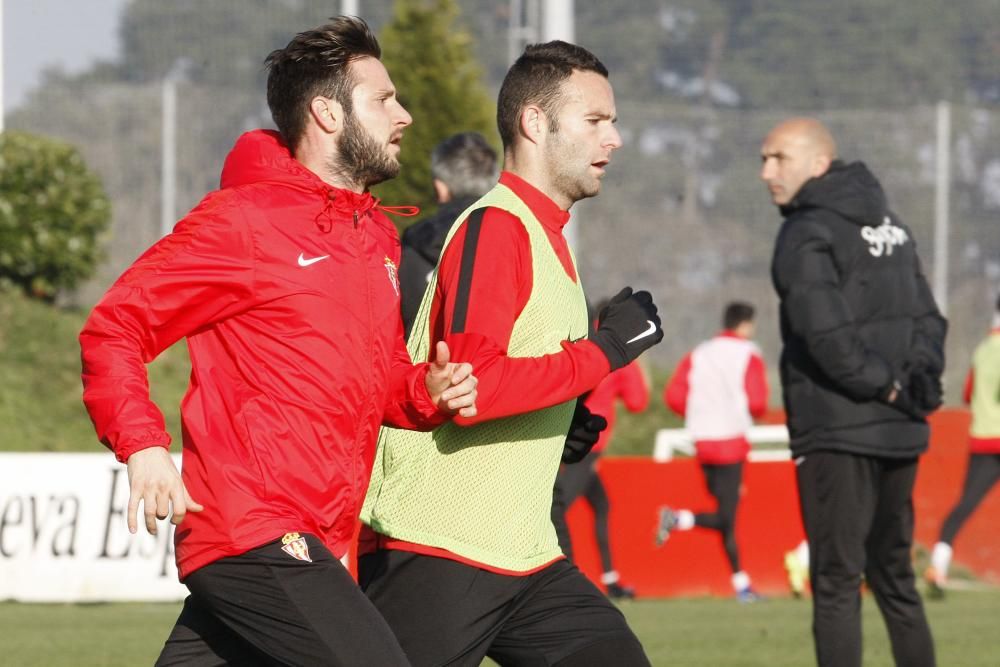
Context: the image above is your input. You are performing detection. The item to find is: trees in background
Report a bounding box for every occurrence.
[0,132,110,301]
[5,0,997,320]
[575,0,1000,109]
[374,0,496,219]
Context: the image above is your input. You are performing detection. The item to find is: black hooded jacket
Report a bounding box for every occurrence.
[770,161,947,458]
[398,196,479,338]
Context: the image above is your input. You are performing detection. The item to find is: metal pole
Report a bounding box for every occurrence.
[542,0,574,43]
[508,0,541,64]
[160,76,177,237]
[933,101,951,315]
[0,0,5,133]
[341,0,360,17]
[508,0,523,64]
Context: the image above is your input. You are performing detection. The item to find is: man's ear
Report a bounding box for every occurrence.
[519,105,546,145]
[812,153,832,178]
[310,96,343,134]
[433,178,452,204]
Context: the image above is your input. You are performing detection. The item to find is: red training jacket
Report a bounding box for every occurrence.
[80,129,445,579]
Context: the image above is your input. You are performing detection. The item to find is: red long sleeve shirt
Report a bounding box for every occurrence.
[422,171,611,422]
[585,361,651,454]
[370,172,615,574]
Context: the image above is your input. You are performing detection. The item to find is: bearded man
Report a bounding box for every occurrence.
[80,16,478,666]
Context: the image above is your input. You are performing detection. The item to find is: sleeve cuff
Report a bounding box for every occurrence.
[113,431,171,464]
[411,363,450,425]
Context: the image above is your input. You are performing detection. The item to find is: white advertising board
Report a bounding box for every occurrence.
[0,453,187,602]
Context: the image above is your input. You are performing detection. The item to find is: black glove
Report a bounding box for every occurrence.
[561,401,608,464]
[908,367,943,414]
[590,287,664,371]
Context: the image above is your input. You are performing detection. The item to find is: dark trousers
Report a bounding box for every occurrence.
[694,462,743,573]
[359,551,649,667]
[156,534,409,666]
[797,451,935,667]
[939,453,1000,544]
[552,452,615,572]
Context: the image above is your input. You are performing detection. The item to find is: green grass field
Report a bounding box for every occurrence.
[3,589,998,666]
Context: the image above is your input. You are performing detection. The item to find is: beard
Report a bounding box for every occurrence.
[544,131,601,205]
[331,112,400,189]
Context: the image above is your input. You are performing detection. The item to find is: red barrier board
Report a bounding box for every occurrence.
[567,409,1000,597]
[349,410,997,597]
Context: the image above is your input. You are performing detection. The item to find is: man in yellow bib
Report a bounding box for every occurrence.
[360,41,662,666]
[926,292,1000,596]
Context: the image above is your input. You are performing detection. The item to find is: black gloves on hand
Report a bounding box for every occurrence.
[908,367,944,414]
[561,401,608,464]
[590,287,664,371]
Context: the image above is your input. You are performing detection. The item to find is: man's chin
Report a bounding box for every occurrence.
[365,164,401,187]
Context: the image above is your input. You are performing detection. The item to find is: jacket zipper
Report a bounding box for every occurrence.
[352,208,372,521]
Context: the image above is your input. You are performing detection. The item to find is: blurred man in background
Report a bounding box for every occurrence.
[80,17,477,666]
[656,301,769,602]
[926,292,1000,597]
[552,297,651,600]
[399,131,498,337]
[762,117,945,667]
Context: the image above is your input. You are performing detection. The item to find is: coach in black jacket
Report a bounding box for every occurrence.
[399,132,497,337]
[762,118,945,667]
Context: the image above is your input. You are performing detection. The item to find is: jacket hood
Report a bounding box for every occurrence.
[781,160,887,226]
[219,129,378,222]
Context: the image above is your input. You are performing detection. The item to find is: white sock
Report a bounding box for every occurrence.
[731,571,751,592]
[931,542,952,580]
[797,540,810,569]
[601,570,620,585]
[676,509,695,531]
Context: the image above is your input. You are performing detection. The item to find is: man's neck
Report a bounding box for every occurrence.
[502,154,571,211]
[294,137,365,193]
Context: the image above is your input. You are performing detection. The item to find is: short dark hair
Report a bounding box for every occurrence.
[264,16,380,151]
[430,133,498,199]
[496,41,609,150]
[723,301,755,330]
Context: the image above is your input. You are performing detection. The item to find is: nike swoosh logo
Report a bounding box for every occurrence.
[626,320,658,344]
[297,253,330,267]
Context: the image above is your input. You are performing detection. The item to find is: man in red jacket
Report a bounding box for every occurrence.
[656,302,769,601]
[79,17,477,666]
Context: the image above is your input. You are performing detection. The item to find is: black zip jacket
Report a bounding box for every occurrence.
[770,161,947,458]
[399,196,480,338]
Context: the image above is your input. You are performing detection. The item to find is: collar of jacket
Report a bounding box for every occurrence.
[780,159,888,226]
[220,129,379,231]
